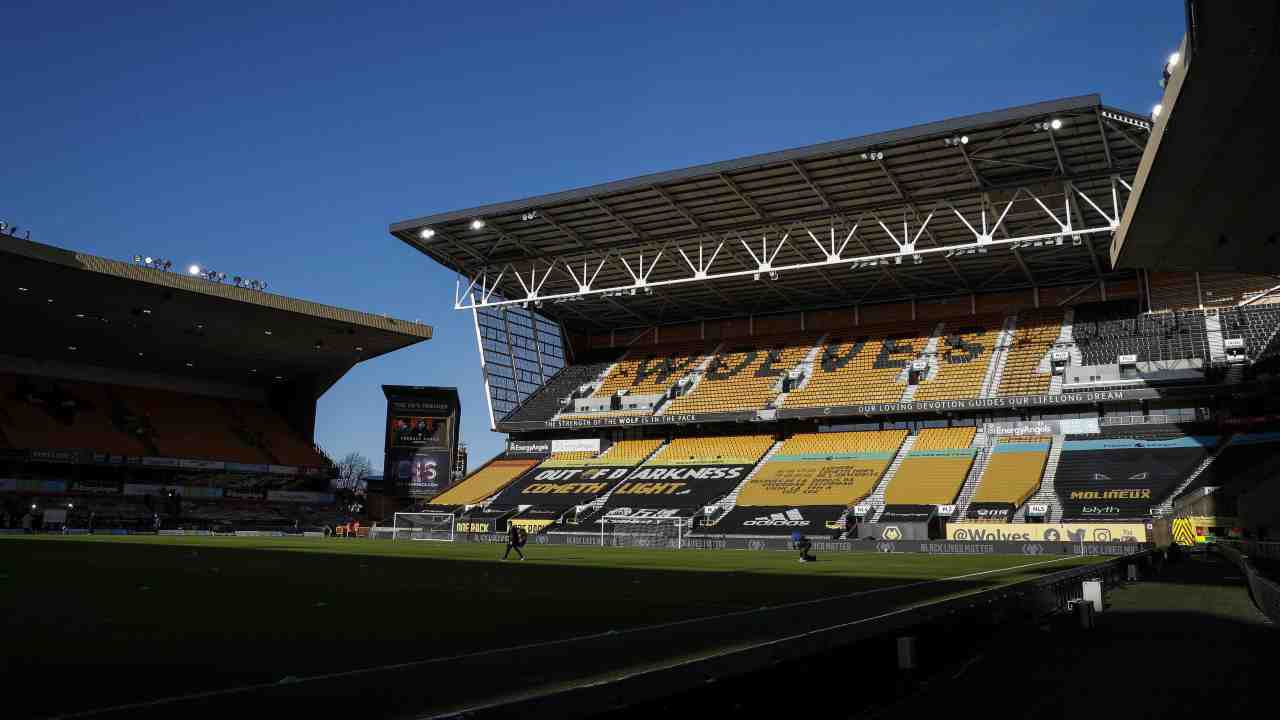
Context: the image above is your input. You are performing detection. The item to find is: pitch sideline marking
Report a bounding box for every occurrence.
[51,554,1078,719]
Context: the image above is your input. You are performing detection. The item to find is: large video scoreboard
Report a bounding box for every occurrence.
[381,385,461,498]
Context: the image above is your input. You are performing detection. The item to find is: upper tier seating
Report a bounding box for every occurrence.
[736,429,907,507]
[969,436,1050,508]
[581,438,663,466]
[665,334,816,414]
[231,401,328,467]
[1218,305,1280,359]
[0,373,332,467]
[131,389,272,465]
[593,342,711,398]
[913,318,1002,401]
[997,309,1061,396]
[783,322,935,408]
[429,458,539,506]
[503,354,620,424]
[0,374,149,456]
[645,434,774,466]
[882,427,977,505]
[1073,301,1209,364]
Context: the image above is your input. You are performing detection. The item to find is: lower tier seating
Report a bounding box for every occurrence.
[969,436,1050,508]
[1054,431,1217,519]
[429,458,539,506]
[644,434,774,466]
[735,430,907,507]
[882,428,976,505]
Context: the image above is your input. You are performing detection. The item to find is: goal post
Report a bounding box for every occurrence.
[600,516,686,549]
[392,512,456,541]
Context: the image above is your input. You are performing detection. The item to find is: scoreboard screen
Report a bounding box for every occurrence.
[382,386,460,499]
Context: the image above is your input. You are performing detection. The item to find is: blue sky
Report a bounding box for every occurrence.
[3,2,1184,469]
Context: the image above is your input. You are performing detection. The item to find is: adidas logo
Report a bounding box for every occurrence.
[744,508,810,527]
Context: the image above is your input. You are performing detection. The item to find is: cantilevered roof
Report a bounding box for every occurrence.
[1,233,431,395]
[392,95,1151,331]
[1113,1,1280,273]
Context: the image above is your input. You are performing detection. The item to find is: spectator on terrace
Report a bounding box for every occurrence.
[22,511,34,534]
[88,511,96,534]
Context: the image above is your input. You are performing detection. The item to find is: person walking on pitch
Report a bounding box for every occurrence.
[503,523,528,560]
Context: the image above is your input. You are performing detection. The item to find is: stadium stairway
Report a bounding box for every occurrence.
[1013,434,1064,523]
[1205,310,1227,363]
[1153,433,1235,516]
[655,342,724,416]
[979,316,1016,398]
[899,322,945,403]
[951,433,993,519]
[866,433,919,522]
[770,334,829,406]
[706,438,787,522]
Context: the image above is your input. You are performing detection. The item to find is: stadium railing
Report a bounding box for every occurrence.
[1216,541,1280,624]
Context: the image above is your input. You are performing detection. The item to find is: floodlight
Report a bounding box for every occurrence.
[144,256,153,264]
[1168,51,1180,68]
[960,135,969,145]
[1050,119,1062,130]
[1151,104,1163,119]
[188,264,200,275]
[470,219,485,230]
[419,228,435,240]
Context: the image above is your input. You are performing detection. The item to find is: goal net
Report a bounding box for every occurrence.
[600,516,685,549]
[392,512,456,541]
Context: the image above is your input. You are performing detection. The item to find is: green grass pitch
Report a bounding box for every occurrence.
[1,535,1106,717]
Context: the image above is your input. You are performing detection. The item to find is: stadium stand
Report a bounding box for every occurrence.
[580,437,663,466]
[966,436,1051,517]
[494,298,1280,427]
[503,355,620,424]
[231,400,329,467]
[593,342,711,398]
[0,374,149,456]
[996,309,1061,397]
[0,373,331,468]
[128,388,272,464]
[1175,432,1280,499]
[665,334,815,414]
[783,322,934,408]
[913,318,1001,401]
[1219,305,1280,359]
[537,450,600,468]
[645,434,774,466]
[1054,425,1218,519]
[1072,301,1210,364]
[428,457,538,506]
[735,429,907,506]
[882,427,977,506]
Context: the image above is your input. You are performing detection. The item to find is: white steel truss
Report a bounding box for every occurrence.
[455,178,1133,311]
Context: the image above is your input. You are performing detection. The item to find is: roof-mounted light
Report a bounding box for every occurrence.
[419,228,435,240]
